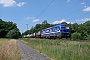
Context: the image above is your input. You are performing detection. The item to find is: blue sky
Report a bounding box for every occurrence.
[0,0,90,33]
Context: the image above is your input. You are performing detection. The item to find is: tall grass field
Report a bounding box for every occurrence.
[21,38,90,60]
[0,39,20,60]
[0,38,8,46]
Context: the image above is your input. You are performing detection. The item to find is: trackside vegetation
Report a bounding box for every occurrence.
[71,32,81,40]
[21,38,90,60]
[22,20,90,40]
[0,38,8,46]
[0,39,20,60]
[0,19,21,39]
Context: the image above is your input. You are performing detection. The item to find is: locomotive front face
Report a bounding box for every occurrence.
[59,24,70,37]
[60,25,70,32]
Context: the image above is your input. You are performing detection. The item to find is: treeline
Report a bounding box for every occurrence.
[0,19,21,38]
[22,20,90,40]
[70,21,90,40]
[22,20,54,35]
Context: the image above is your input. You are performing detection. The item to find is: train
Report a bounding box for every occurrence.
[23,24,70,39]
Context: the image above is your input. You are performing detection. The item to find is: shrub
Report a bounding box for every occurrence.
[71,32,81,40]
[6,29,20,39]
[86,35,90,40]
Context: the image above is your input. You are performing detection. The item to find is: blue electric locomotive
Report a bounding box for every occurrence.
[41,24,70,39]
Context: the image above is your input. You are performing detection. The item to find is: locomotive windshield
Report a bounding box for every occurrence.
[61,25,69,30]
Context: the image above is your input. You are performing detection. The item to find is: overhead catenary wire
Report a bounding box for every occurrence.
[36,0,54,19]
[63,7,83,18]
[53,0,90,23]
[63,4,90,22]
[67,5,90,21]
[35,0,89,23]
[68,12,90,22]
[35,0,87,21]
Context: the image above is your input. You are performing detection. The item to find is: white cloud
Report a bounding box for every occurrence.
[53,19,73,24]
[83,6,90,12]
[25,17,35,20]
[81,2,85,4]
[53,20,60,24]
[33,19,39,22]
[76,18,90,22]
[25,17,40,22]
[66,0,70,2]
[0,0,25,7]
[17,2,26,7]
[0,0,16,7]
[84,6,87,8]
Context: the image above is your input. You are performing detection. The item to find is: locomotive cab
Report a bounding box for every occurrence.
[59,24,70,37]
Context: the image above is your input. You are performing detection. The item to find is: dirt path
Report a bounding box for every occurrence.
[18,40,51,60]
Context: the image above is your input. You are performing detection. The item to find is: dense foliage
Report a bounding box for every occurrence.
[22,20,90,40]
[22,20,54,35]
[0,19,21,38]
[6,29,21,39]
[70,21,90,40]
[71,32,81,40]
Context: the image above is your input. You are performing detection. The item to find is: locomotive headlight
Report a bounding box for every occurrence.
[58,30,60,32]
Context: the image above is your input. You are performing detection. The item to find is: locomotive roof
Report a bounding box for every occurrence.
[55,24,68,25]
[42,24,68,31]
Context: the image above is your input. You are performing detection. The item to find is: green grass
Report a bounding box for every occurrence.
[21,38,90,60]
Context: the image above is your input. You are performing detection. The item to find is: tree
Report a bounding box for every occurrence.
[81,21,90,40]
[34,24,41,32]
[22,20,54,36]
[6,28,20,39]
[82,21,90,35]
[61,22,67,24]
[71,23,79,33]
[42,20,48,24]
[0,19,21,38]
[86,35,90,40]
[71,32,81,40]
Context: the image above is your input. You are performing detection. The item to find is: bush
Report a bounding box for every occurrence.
[86,35,90,40]
[71,32,81,40]
[6,29,20,39]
